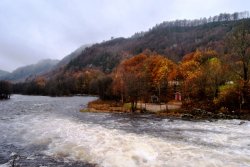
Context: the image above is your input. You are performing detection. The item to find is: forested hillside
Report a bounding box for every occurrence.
[54,44,92,70]
[67,12,250,72]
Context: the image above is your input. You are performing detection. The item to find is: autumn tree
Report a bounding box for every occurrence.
[179,50,226,101]
[205,57,227,98]
[112,51,176,112]
[112,64,125,103]
[115,53,148,112]
[144,55,176,104]
[227,21,250,107]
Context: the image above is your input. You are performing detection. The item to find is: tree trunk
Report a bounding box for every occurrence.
[243,62,248,82]
[131,101,136,112]
[242,62,249,106]
[158,85,161,110]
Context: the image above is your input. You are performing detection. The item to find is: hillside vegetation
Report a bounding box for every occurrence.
[67,12,250,72]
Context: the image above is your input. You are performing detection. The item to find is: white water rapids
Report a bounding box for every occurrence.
[0,95,250,167]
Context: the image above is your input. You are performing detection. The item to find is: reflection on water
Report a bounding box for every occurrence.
[0,95,250,167]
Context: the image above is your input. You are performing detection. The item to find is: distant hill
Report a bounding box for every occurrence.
[67,12,250,72]
[2,59,59,82]
[0,70,10,78]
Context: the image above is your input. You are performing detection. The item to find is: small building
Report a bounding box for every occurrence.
[175,92,182,101]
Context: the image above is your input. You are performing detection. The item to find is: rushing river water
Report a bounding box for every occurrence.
[0,95,250,167]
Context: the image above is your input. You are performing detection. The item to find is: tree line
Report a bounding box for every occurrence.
[153,11,250,29]
[132,11,250,39]
[0,80,12,99]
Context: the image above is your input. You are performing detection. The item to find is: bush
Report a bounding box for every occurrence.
[214,84,241,111]
[90,76,115,100]
[182,99,216,112]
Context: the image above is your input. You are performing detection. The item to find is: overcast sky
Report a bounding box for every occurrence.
[0,0,249,72]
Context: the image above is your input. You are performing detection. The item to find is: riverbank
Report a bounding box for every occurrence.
[82,99,250,121]
[82,99,182,113]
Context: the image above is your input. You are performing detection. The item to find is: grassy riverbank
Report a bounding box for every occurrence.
[81,99,250,120]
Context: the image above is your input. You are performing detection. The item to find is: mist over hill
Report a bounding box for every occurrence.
[1,59,59,82]
[0,70,10,78]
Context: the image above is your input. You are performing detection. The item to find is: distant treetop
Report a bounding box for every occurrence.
[157,11,249,28]
[131,11,250,38]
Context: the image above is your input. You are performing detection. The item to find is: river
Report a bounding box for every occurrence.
[0,95,250,167]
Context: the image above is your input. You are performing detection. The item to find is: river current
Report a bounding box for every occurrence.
[0,95,250,167]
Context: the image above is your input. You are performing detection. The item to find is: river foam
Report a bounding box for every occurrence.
[5,113,249,167]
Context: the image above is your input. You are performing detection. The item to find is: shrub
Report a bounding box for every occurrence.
[214,84,241,111]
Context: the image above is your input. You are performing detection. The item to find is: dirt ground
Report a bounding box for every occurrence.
[87,99,182,113]
[138,101,182,112]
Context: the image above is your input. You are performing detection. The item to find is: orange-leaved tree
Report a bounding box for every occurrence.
[179,50,226,101]
[112,51,176,112]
